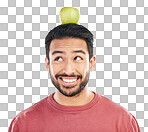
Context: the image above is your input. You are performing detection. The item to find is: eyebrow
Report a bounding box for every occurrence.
[52,51,65,55]
[73,50,86,54]
[52,50,86,55]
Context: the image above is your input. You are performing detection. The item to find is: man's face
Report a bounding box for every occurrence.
[45,38,95,97]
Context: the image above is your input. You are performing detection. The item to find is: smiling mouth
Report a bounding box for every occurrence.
[59,76,80,87]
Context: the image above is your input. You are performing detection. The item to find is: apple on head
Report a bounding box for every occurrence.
[60,7,80,24]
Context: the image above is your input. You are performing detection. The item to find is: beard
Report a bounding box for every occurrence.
[49,72,90,97]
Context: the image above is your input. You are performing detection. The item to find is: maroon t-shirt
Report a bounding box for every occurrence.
[9,92,140,132]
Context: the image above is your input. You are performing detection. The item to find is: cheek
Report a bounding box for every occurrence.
[50,62,63,76]
[49,66,54,76]
[83,64,90,77]
[75,62,90,76]
[49,63,57,76]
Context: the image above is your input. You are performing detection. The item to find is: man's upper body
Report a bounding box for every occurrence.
[9,92,140,132]
[9,23,140,132]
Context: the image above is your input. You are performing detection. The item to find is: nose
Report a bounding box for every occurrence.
[63,60,75,75]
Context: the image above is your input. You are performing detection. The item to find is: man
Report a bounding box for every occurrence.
[9,23,140,132]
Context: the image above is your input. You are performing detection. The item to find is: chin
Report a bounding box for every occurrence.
[58,85,85,97]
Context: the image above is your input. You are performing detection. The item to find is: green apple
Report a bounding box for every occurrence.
[60,7,80,24]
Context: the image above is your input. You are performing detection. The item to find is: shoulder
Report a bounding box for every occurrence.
[11,96,49,123]
[99,94,129,114]
[97,94,140,131]
[97,94,132,122]
[9,96,51,131]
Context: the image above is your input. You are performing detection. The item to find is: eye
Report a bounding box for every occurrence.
[54,57,63,62]
[74,56,82,61]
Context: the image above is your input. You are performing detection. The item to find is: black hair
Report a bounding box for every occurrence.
[45,23,94,60]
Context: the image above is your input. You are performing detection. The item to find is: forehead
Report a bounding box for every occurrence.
[49,38,88,53]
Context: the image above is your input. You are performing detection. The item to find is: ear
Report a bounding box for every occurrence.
[45,57,50,72]
[89,55,96,72]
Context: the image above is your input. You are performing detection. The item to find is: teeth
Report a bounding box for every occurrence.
[62,78,77,83]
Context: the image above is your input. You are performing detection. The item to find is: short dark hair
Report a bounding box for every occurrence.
[45,23,94,60]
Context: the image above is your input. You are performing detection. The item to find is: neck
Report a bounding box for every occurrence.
[53,87,95,106]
